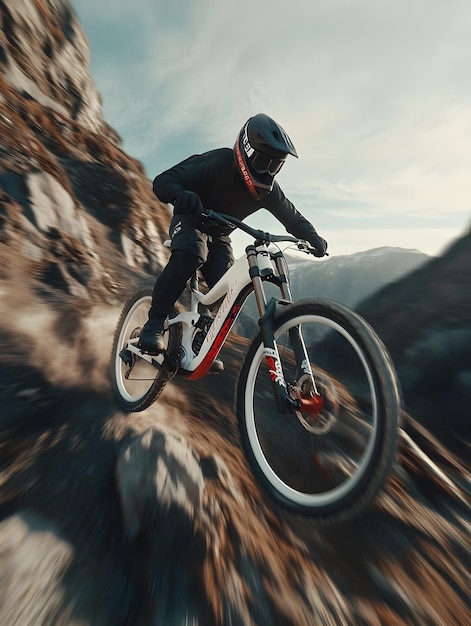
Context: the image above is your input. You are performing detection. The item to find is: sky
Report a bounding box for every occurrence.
[72,0,471,258]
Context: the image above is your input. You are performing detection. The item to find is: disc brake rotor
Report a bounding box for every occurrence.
[290,373,339,435]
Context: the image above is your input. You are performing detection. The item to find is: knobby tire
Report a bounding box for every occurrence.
[236,299,401,522]
[110,289,181,412]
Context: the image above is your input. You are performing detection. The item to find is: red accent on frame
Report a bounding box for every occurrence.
[186,304,242,380]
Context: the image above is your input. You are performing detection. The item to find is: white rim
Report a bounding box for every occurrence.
[244,313,378,507]
[114,296,155,402]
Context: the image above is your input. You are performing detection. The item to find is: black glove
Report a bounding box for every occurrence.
[308,234,328,257]
[173,190,203,218]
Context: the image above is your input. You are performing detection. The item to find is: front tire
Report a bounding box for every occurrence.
[110,289,181,412]
[237,299,401,522]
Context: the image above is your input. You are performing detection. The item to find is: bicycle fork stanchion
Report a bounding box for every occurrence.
[272,252,314,380]
[247,246,298,414]
[273,251,323,404]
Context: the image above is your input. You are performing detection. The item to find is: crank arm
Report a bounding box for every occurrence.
[125,340,160,364]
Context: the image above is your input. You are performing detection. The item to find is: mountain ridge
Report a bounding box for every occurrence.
[234,245,430,337]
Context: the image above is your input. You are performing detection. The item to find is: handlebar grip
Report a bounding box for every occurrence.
[310,247,329,258]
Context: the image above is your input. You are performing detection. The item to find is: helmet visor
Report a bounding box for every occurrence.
[250,151,286,175]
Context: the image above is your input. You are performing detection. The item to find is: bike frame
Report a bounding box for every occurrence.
[167,250,252,379]
[168,234,316,414]
[124,211,318,414]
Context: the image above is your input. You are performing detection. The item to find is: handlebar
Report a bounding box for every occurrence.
[203,210,327,257]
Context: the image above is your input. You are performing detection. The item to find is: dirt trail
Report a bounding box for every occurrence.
[0,300,469,625]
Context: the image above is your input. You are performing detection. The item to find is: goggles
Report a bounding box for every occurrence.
[250,151,286,175]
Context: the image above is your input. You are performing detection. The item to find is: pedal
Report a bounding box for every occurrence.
[140,346,166,356]
[209,359,224,375]
[119,348,133,366]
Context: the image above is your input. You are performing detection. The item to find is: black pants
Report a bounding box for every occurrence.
[148,215,234,320]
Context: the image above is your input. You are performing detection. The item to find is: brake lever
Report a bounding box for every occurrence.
[200,211,227,233]
[297,242,329,258]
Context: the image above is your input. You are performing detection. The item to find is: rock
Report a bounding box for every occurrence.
[116,427,204,542]
[0,512,73,626]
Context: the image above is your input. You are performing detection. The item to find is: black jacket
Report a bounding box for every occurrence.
[153,148,320,244]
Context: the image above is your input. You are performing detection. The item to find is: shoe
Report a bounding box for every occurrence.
[138,319,165,354]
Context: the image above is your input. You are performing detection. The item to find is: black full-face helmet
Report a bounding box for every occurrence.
[234,113,298,199]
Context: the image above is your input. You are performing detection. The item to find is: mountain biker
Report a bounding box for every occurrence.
[138,113,328,354]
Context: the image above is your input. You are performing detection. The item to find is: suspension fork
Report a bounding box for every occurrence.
[247,247,304,413]
[272,252,318,389]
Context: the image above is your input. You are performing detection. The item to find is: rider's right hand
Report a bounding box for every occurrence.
[173,190,204,218]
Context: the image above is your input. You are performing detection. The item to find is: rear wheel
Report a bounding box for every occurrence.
[110,289,181,412]
[237,299,401,522]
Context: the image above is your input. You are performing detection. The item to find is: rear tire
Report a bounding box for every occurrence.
[110,289,181,412]
[237,299,401,522]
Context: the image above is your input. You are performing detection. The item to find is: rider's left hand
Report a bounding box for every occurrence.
[309,234,328,257]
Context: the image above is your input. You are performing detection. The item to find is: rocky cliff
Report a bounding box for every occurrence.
[0,0,171,304]
[0,2,469,625]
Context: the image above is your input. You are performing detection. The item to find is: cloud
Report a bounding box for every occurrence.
[72,0,471,253]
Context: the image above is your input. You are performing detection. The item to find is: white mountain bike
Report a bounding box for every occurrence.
[110,211,401,521]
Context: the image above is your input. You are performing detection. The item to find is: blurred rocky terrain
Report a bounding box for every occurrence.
[358,228,471,454]
[0,2,469,625]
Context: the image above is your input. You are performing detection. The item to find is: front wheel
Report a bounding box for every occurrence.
[237,299,401,522]
[110,289,181,412]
